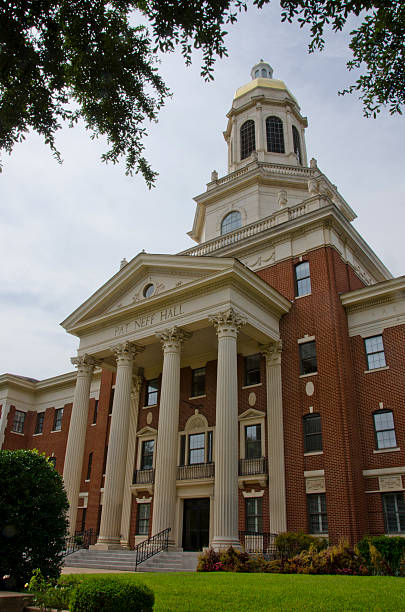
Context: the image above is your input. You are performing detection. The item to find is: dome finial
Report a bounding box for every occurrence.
[251,60,273,80]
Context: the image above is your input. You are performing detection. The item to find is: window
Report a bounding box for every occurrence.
[245,497,263,533]
[92,399,98,424]
[292,125,302,164]
[136,503,151,535]
[140,440,154,470]
[254,69,259,78]
[12,410,25,433]
[245,424,262,459]
[240,120,255,160]
[373,410,397,449]
[188,433,205,464]
[266,116,285,153]
[303,414,322,452]
[365,335,386,370]
[299,341,317,375]
[146,379,159,406]
[53,408,63,431]
[221,211,242,235]
[35,412,45,434]
[86,452,93,480]
[80,508,87,532]
[308,493,328,534]
[143,283,155,298]
[244,354,261,386]
[382,493,405,534]
[295,261,311,297]
[109,388,115,414]
[191,367,206,397]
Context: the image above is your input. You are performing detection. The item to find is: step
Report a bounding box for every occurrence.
[63,549,200,572]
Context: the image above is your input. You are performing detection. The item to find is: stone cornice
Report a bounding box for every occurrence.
[341,276,405,311]
[0,369,102,396]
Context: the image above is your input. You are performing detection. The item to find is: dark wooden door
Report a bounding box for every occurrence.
[182,498,210,551]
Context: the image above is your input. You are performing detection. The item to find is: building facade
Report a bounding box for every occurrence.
[1,62,405,550]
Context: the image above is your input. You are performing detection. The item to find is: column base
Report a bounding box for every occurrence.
[119,540,131,550]
[92,536,123,550]
[211,537,242,551]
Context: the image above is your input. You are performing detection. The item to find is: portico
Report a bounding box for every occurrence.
[61,254,291,549]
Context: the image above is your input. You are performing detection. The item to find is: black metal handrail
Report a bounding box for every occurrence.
[238,531,277,558]
[134,527,171,569]
[239,457,267,476]
[63,528,97,557]
[133,468,155,485]
[177,462,215,480]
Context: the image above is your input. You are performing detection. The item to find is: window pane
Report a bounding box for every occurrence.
[308,493,328,534]
[383,494,405,534]
[141,440,154,469]
[245,354,261,386]
[146,379,159,406]
[295,262,311,297]
[240,120,255,160]
[292,125,302,164]
[245,497,263,533]
[191,367,206,397]
[246,425,262,459]
[53,408,63,431]
[303,414,322,452]
[221,211,242,235]
[35,412,44,434]
[299,341,317,375]
[12,410,25,433]
[365,335,386,370]
[189,433,205,464]
[266,116,285,154]
[136,503,150,535]
[374,411,396,449]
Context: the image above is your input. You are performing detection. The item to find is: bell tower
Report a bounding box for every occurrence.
[224,61,308,172]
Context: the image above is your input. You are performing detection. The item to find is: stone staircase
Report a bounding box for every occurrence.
[63,549,199,573]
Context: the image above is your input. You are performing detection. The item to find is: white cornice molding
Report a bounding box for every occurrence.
[0,369,102,395]
[341,276,405,310]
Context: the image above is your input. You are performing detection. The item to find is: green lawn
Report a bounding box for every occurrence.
[76,572,405,611]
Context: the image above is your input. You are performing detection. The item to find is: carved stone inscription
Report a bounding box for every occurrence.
[114,304,184,337]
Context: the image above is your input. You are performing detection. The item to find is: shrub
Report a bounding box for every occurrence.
[69,576,154,612]
[283,541,366,575]
[27,569,73,611]
[274,531,328,560]
[218,547,250,572]
[197,547,220,572]
[357,535,405,575]
[0,450,68,590]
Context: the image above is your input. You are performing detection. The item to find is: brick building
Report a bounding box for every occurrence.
[1,62,404,551]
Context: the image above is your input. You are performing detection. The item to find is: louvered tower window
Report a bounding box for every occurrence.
[240,120,255,160]
[266,116,285,153]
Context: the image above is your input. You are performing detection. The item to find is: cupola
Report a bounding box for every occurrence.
[224,62,308,172]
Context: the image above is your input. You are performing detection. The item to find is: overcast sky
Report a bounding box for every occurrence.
[1,3,404,380]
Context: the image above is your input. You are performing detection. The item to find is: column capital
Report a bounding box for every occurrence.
[110,341,144,363]
[158,326,192,351]
[260,340,283,366]
[71,354,100,376]
[209,307,246,336]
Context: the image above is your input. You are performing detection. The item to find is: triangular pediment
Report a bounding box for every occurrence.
[61,253,235,332]
[238,408,266,420]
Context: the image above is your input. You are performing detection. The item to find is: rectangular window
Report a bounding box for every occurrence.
[207,430,213,463]
[299,341,317,375]
[136,503,151,536]
[191,367,206,397]
[53,408,63,431]
[244,354,261,386]
[245,424,262,459]
[188,433,205,465]
[303,414,322,452]
[12,410,26,433]
[365,335,386,370]
[308,493,328,534]
[146,379,159,406]
[374,411,397,449]
[86,452,93,480]
[109,389,115,414]
[92,400,99,424]
[35,412,45,435]
[245,497,263,533]
[295,261,311,297]
[140,440,154,470]
[383,493,405,534]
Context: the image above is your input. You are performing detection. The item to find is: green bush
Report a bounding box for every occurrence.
[274,531,328,560]
[69,576,154,612]
[357,535,405,576]
[0,450,68,590]
[284,540,367,576]
[27,569,74,611]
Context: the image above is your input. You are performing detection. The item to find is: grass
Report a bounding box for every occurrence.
[71,572,405,611]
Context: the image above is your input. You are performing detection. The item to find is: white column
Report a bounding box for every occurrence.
[261,341,287,533]
[152,327,191,545]
[120,375,143,548]
[210,308,245,550]
[96,342,144,549]
[0,403,11,449]
[63,354,98,535]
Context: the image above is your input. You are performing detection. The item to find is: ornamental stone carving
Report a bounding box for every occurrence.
[278,190,288,208]
[260,340,282,366]
[71,354,100,376]
[110,341,144,362]
[209,308,246,335]
[157,326,192,350]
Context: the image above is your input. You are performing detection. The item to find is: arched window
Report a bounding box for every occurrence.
[261,68,267,77]
[254,69,259,78]
[240,120,255,160]
[266,116,285,153]
[303,413,322,453]
[221,211,242,235]
[292,125,302,164]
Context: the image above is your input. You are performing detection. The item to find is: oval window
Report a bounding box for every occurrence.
[143,283,155,298]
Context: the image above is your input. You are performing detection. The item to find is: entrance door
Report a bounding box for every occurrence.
[182,498,210,551]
